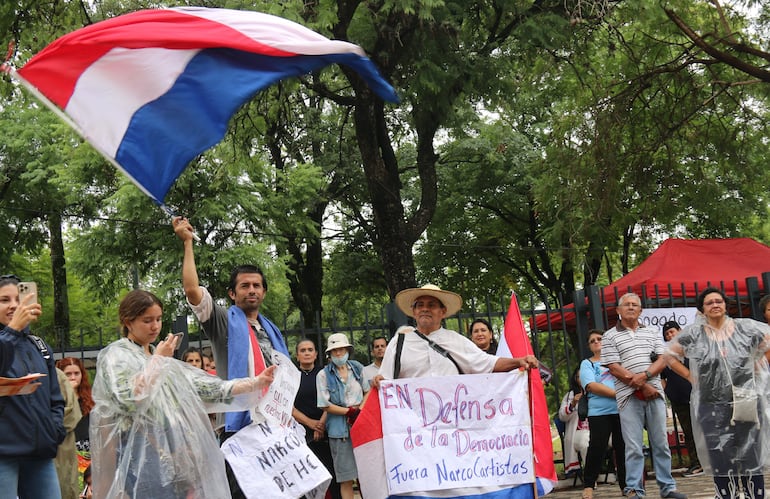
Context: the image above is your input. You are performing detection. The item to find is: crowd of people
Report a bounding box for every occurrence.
[554,290,770,499]
[3,220,770,499]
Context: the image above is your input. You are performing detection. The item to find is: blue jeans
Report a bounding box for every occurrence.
[0,457,61,499]
[618,396,677,497]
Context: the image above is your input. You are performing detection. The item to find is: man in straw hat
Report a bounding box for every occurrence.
[375,284,538,382]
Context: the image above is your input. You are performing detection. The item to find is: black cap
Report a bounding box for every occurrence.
[662,320,681,332]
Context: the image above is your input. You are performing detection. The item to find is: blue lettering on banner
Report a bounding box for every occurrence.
[257,421,273,436]
[436,456,529,485]
[256,431,304,470]
[640,313,688,327]
[389,463,429,484]
[453,428,530,456]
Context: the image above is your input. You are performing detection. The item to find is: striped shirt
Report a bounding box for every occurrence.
[601,322,665,409]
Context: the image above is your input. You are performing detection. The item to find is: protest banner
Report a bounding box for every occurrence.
[379,371,533,494]
[639,307,698,331]
[255,351,301,427]
[222,419,332,499]
[222,351,329,498]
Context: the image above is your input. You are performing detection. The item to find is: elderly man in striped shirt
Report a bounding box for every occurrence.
[601,293,686,499]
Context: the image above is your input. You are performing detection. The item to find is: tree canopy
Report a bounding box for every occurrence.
[1,0,769,346]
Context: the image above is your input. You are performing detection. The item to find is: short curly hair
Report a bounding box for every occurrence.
[696,287,726,313]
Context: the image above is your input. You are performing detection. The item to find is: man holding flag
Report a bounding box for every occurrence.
[174,217,290,498]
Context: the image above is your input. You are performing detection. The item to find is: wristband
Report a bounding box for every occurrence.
[645,370,653,380]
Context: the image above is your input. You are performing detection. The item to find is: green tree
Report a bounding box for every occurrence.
[0,100,113,344]
[418,0,770,309]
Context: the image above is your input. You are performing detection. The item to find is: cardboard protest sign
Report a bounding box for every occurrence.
[222,420,331,499]
[379,371,533,494]
[254,351,301,427]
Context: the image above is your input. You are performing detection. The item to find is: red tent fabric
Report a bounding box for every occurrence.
[533,238,770,330]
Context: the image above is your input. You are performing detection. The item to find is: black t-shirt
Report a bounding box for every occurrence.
[661,358,692,405]
[75,411,90,451]
[293,365,323,441]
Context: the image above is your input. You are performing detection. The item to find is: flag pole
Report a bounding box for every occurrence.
[528,368,540,499]
[2,62,200,241]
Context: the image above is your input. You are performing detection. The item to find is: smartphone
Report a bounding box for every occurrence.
[17,282,38,304]
[172,332,185,349]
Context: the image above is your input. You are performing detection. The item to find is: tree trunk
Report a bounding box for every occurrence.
[285,203,325,329]
[352,96,427,298]
[48,213,69,348]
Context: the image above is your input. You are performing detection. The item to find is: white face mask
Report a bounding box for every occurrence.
[331,353,349,366]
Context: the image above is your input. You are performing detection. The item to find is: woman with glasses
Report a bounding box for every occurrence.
[667,287,770,499]
[0,274,65,498]
[579,329,626,499]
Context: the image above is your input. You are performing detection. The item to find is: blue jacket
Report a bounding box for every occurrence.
[0,325,65,458]
[324,360,364,438]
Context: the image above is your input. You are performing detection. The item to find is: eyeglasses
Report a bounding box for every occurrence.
[589,338,602,344]
[0,274,19,281]
[704,299,725,306]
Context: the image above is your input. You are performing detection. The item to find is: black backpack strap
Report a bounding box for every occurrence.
[27,334,51,360]
[394,332,405,379]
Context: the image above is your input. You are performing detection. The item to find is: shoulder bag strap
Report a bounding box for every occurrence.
[394,333,405,379]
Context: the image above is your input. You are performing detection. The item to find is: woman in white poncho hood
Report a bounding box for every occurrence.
[667,287,770,499]
[90,289,275,498]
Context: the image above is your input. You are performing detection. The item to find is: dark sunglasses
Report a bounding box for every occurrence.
[0,274,20,282]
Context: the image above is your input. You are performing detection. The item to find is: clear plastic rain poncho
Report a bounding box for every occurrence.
[668,317,770,477]
[90,338,267,498]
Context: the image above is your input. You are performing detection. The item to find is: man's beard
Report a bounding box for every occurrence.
[238,298,260,314]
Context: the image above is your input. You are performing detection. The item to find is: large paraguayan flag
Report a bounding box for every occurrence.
[12,7,398,204]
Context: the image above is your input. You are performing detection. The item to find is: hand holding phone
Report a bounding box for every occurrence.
[172,332,185,350]
[9,282,41,331]
[17,282,38,305]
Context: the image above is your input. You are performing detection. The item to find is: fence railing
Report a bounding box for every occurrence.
[55,272,770,437]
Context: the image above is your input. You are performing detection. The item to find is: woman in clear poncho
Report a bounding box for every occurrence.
[667,287,770,499]
[91,290,275,499]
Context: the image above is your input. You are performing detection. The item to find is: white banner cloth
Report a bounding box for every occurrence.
[380,371,534,494]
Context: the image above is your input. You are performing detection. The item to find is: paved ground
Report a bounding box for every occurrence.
[548,470,769,498]
[353,469,767,498]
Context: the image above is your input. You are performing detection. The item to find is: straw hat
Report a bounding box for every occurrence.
[395,284,463,318]
[325,333,353,353]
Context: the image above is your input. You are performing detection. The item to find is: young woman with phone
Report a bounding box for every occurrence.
[90,289,277,498]
[0,274,65,498]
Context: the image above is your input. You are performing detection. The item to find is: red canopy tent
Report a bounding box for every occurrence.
[533,237,770,331]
